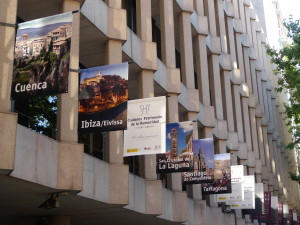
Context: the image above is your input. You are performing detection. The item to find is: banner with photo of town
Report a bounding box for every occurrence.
[78,63,128,133]
[202,153,232,194]
[182,138,214,184]
[156,121,194,173]
[11,12,73,99]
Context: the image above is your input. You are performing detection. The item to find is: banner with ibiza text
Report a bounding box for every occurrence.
[182,138,214,184]
[201,153,232,195]
[123,96,166,156]
[157,121,194,173]
[11,12,74,99]
[78,63,128,133]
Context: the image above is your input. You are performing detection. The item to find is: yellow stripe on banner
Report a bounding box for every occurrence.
[127,149,138,153]
[219,197,227,200]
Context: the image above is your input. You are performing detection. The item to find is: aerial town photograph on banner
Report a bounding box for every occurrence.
[11,12,73,99]
[78,63,128,133]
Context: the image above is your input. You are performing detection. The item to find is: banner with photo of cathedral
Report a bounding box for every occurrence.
[78,63,128,133]
[11,12,73,99]
[156,121,194,173]
[202,153,232,195]
[182,138,214,184]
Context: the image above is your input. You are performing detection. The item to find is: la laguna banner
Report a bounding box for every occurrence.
[12,12,73,99]
[123,96,166,156]
[182,138,214,184]
[157,121,194,173]
[78,63,128,133]
[217,165,244,202]
[202,153,231,195]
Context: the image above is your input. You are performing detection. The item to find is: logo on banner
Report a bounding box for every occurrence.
[123,96,166,156]
[11,12,74,99]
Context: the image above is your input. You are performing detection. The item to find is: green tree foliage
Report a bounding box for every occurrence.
[28,96,57,138]
[266,17,300,184]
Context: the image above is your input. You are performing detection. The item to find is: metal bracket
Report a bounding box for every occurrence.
[0,22,16,28]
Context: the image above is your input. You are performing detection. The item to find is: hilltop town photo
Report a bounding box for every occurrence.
[11,12,73,99]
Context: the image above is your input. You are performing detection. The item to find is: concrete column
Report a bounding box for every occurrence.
[104,0,121,8]
[203,0,217,36]
[194,35,210,105]
[57,0,80,142]
[0,0,18,173]
[160,0,176,68]
[0,0,17,112]
[179,11,195,89]
[50,216,70,225]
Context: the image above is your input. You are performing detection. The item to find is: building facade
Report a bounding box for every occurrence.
[0,0,299,225]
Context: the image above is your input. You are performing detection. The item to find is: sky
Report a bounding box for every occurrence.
[279,0,300,20]
[19,12,72,29]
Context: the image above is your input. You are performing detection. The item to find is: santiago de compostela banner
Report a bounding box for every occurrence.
[202,153,232,195]
[11,12,73,99]
[123,96,166,156]
[182,138,214,184]
[78,63,128,133]
[156,121,194,173]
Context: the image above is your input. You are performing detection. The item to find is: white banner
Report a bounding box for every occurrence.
[123,96,166,156]
[217,165,244,202]
[229,175,255,209]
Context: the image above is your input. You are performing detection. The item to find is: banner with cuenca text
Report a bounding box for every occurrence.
[12,12,74,99]
[78,63,128,133]
[157,121,194,173]
[123,96,166,156]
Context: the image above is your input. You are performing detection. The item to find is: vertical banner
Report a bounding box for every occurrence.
[12,12,73,99]
[229,175,255,209]
[123,96,166,156]
[202,153,232,194]
[252,191,272,221]
[78,63,128,132]
[278,202,283,225]
[217,165,244,202]
[182,138,214,184]
[283,204,289,224]
[289,210,293,225]
[156,121,194,173]
[297,215,300,225]
[269,196,278,224]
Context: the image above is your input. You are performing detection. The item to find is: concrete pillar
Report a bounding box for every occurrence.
[57,0,80,142]
[179,11,195,89]
[160,0,176,68]
[0,0,17,112]
[0,0,18,173]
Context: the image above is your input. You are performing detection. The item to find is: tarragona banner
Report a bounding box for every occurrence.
[201,153,232,195]
[156,121,194,173]
[123,96,166,156]
[78,62,128,133]
[11,12,73,99]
